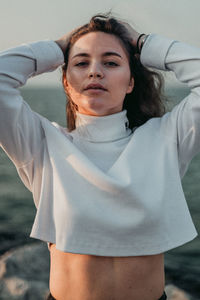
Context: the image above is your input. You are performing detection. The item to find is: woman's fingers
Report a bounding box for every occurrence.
[55,26,82,54]
[120,21,141,47]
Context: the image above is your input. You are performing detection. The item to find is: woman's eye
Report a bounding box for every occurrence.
[105,61,119,67]
[74,61,119,67]
[75,62,88,67]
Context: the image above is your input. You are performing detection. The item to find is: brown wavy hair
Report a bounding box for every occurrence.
[62,13,166,131]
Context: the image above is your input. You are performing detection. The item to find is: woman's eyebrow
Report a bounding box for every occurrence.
[72,51,122,59]
[104,52,122,58]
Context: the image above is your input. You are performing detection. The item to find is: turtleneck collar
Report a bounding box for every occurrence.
[72,110,132,142]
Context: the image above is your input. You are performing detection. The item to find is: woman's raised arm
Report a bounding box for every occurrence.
[0,41,64,169]
[140,34,200,176]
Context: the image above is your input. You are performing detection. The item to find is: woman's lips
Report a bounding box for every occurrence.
[84,88,106,93]
[84,83,107,91]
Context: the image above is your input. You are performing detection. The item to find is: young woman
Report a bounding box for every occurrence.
[0,13,199,300]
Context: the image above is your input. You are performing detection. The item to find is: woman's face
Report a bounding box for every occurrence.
[65,31,134,116]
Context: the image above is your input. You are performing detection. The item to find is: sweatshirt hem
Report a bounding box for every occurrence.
[30,232,198,256]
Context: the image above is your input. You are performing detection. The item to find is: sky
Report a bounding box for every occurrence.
[0,0,200,86]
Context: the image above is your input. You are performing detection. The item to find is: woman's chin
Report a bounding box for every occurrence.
[76,97,121,116]
[78,98,107,115]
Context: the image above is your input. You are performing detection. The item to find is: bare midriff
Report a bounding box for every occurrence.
[49,243,165,300]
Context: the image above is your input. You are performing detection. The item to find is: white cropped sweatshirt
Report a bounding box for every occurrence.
[0,34,199,256]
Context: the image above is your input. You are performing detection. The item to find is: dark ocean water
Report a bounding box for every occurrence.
[0,85,200,299]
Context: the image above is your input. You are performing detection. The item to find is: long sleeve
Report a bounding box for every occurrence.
[141,34,200,176]
[0,41,64,168]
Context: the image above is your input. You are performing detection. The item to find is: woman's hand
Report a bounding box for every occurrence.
[122,22,141,46]
[55,33,72,54]
[120,22,147,52]
[55,27,81,54]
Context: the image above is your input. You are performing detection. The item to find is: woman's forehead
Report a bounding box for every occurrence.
[69,32,128,58]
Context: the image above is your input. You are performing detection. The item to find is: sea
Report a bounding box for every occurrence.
[0,85,200,299]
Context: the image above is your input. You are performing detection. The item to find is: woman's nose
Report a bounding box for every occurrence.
[88,63,104,78]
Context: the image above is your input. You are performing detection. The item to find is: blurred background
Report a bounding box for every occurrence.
[0,0,200,298]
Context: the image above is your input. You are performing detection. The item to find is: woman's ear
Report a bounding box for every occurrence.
[63,75,68,88]
[127,77,134,94]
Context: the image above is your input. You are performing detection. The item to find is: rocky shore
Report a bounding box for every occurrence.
[0,242,197,300]
[0,243,49,299]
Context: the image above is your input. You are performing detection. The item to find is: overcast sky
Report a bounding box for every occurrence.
[0,0,200,86]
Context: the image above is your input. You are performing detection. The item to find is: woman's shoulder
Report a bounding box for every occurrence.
[51,122,70,135]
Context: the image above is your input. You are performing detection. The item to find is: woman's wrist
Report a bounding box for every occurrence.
[54,40,66,54]
[136,34,149,54]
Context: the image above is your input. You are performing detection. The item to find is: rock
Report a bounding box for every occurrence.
[4,277,29,295]
[0,242,50,300]
[165,284,192,300]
